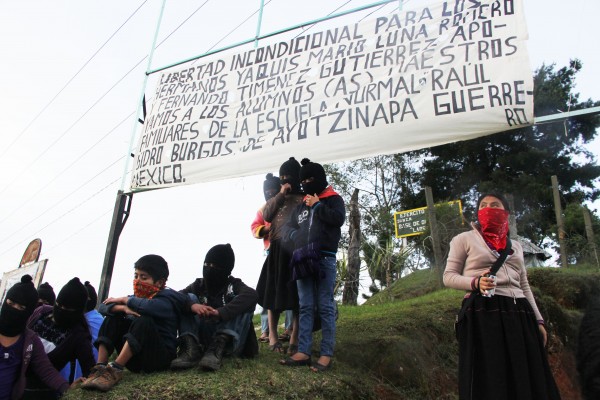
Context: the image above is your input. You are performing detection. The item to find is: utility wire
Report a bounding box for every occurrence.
[0,0,211,198]
[292,0,354,39]
[0,1,148,160]
[0,111,134,225]
[0,155,125,246]
[0,175,121,258]
[203,0,275,54]
[41,208,114,256]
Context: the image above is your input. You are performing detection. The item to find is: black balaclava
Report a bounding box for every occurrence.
[299,158,328,195]
[263,173,281,201]
[37,282,56,306]
[203,244,235,294]
[84,281,98,312]
[279,157,301,194]
[0,274,39,337]
[54,277,87,328]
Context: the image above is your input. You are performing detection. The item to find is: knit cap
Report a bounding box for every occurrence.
[56,277,88,311]
[37,282,56,306]
[84,281,98,312]
[5,274,39,313]
[204,243,235,273]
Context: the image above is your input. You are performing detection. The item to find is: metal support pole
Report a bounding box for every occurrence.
[120,0,167,191]
[551,175,569,267]
[425,186,444,287]
[98,2,165,302]
[98,191,133,304]
[254,0,265,48]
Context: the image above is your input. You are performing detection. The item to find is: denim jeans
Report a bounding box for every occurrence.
[180,294,253,356]
[261,308,293,334]
[296,256,337,357]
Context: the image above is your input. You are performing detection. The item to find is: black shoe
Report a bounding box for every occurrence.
[171,335,203,370]
[199,334,229,371]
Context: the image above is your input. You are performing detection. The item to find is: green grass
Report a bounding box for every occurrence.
[64,267,599,399]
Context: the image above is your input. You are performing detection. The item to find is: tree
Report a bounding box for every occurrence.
[561,203,600,265]
[405,60,600,246]
[326,60,600,285]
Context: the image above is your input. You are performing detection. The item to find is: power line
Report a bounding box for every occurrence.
[0,1,148,160]
[41,208,113,257]
[0,155,125,246]
[0,175,121,258]
[0,1,216,198]
[204,0,275,54]
[0,111,133,224]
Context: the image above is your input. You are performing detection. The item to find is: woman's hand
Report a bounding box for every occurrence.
[539,324,547,347]
[478,274,496,294]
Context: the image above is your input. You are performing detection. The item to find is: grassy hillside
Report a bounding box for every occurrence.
[64,266,600,399]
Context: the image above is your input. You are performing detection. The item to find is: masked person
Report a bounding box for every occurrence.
[81,255,189,392]
[171,244,258,371]
[60,281,104,382]
[36,282,56,307]
[255,157,304,355]
[1,275,74,400]
[25,277,95,399]
[280,158,345,372]
[443,193,561,400]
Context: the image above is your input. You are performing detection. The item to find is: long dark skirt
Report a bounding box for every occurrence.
[456,294,561,400]
[255,239,298,312]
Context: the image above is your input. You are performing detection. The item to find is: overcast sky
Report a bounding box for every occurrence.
[0,0,598,299]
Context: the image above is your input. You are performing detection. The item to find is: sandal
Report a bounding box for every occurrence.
[278,332,291,342]
[311,360,333,372]
[258,334,269,343]
[268,342,284,353]
[287,344,298,356]
[279,356,311,367]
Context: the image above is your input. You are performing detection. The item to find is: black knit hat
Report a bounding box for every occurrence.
[204,243,235,273]
[6,275,38,313]
[37,282,56,306]
[279,157,301,178]
[300,158,328,194]
[56,277,88,312]
[83,281,98,312]
[263,173,280,193]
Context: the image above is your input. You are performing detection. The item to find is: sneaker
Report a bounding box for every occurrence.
[81,364,106,389]
[82,364,123,392]
[199,334,229,371]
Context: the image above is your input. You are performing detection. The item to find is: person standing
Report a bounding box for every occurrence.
[444,193,561,400]
[256,157,304,354]
[280,158,345,372]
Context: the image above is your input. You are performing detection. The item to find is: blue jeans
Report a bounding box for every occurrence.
[296,256,337,357]
[180,294,252,356]
[261,307,293,334]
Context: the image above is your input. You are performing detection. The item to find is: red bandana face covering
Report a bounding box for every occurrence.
[478,207,510,250]
[133,279,161,299]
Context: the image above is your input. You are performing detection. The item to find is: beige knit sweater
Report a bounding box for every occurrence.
[443,227,543,322]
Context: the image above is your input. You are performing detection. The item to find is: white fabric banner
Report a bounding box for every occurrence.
[131,0,532,191]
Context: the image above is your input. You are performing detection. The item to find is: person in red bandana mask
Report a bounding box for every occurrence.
[444,193,561,400]
[81,255,189,392]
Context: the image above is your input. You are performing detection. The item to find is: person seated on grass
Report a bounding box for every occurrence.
[81,255,189,392]
[36,282,56,307]
[0,275,77,399]
[25,277,95,399]
[60,280,104,382]
[171,244,259,371]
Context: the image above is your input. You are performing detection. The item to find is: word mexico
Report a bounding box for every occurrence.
[132,0,532,190]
